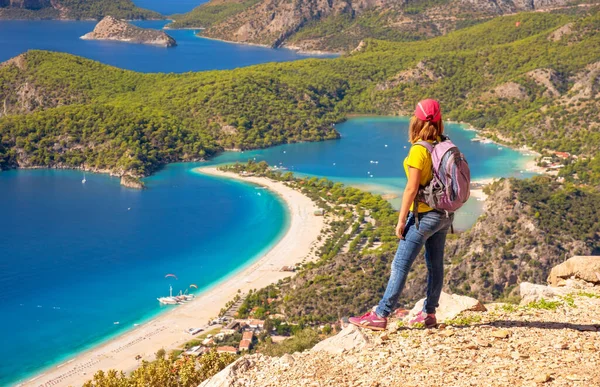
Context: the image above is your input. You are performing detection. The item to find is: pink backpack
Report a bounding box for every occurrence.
[413,136,471,228]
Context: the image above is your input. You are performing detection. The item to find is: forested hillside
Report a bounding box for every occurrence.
[170,0,599,52]
[0,0,162,20]
[1,10,599,183]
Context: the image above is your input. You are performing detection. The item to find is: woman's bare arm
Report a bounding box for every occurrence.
[396,166,422,239]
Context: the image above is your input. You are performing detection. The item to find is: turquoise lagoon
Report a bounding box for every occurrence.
[208,117,536,230]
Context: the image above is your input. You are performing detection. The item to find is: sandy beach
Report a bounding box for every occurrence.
[470,178,498,202]
[22,167,324,387]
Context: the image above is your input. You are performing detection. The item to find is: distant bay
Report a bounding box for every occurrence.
[0,20,334,73]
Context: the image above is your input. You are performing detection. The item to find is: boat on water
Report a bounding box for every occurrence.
[158,286,195,305]
[82,173,86,184]
[158,285,179,305]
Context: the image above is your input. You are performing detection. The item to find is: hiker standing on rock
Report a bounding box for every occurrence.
[349,99,470,331]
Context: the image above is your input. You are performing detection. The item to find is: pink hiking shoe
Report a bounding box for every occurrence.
[348,311,387,331]
[409,311,437,328]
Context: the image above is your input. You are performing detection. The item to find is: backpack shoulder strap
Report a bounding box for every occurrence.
[413,141,434,153]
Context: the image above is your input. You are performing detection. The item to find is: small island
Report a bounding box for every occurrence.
[81,16,177,47]
[120,175,145,189]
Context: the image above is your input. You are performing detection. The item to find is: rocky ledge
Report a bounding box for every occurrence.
[120,175,145,189]
[81,16,176,47]
[200,257,600,386]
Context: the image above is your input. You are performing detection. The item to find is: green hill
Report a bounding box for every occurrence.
[1,11,599,184]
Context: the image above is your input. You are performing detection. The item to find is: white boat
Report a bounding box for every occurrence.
[158,285,179,305]
[82,174,86,184]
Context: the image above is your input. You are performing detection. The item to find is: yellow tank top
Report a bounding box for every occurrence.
[403,139,436,213]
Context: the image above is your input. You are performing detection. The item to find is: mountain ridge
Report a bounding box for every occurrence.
[170,0,599,52]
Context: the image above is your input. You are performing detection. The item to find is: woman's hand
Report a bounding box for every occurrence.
[395,222,405,239]
[396,166,421,240]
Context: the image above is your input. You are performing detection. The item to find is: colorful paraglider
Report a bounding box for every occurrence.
[190,284,198,289]
[165,274,178,280]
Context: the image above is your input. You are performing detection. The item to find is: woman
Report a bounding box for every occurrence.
[349,99,453,331]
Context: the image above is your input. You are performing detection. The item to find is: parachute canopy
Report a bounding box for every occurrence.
[165,274,178,280]
[190,284,198,289]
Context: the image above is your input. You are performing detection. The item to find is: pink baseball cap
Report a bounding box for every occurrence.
[415,99,442,123]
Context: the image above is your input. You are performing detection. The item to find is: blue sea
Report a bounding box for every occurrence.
[0,20,333,73]
[0,165,288,385]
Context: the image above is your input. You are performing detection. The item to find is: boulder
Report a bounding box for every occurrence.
[519,282,568,305]
[405,292,486,322]
[311,324,372,354]
[198,356,256,387]
[548,256,600,286]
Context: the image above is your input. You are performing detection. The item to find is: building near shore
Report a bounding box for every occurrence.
[247,319,265,329]
[239,331,254,351]
[217,346,238,355]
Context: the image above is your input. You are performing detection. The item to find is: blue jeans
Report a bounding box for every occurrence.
[376,210,453,317]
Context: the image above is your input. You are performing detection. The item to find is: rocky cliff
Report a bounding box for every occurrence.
[200,280,600,386]
[81,16,177,47]
[175,0,590,52]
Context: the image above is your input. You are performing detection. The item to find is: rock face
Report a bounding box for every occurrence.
[81,16,176,47]
[311,324,372,354]
[519,281,569,304]
[198,289,600,386]
[406,292,487,322]
[198,357,256,387]
[548,256,600,286]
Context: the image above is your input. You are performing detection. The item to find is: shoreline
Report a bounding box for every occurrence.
[21,166,324,387]
[185,32,339,56]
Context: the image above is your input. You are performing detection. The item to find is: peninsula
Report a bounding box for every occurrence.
[81,16,177,47]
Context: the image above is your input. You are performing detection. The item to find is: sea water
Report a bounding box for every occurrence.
[0,166,288,385]
[0,20,333,73]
